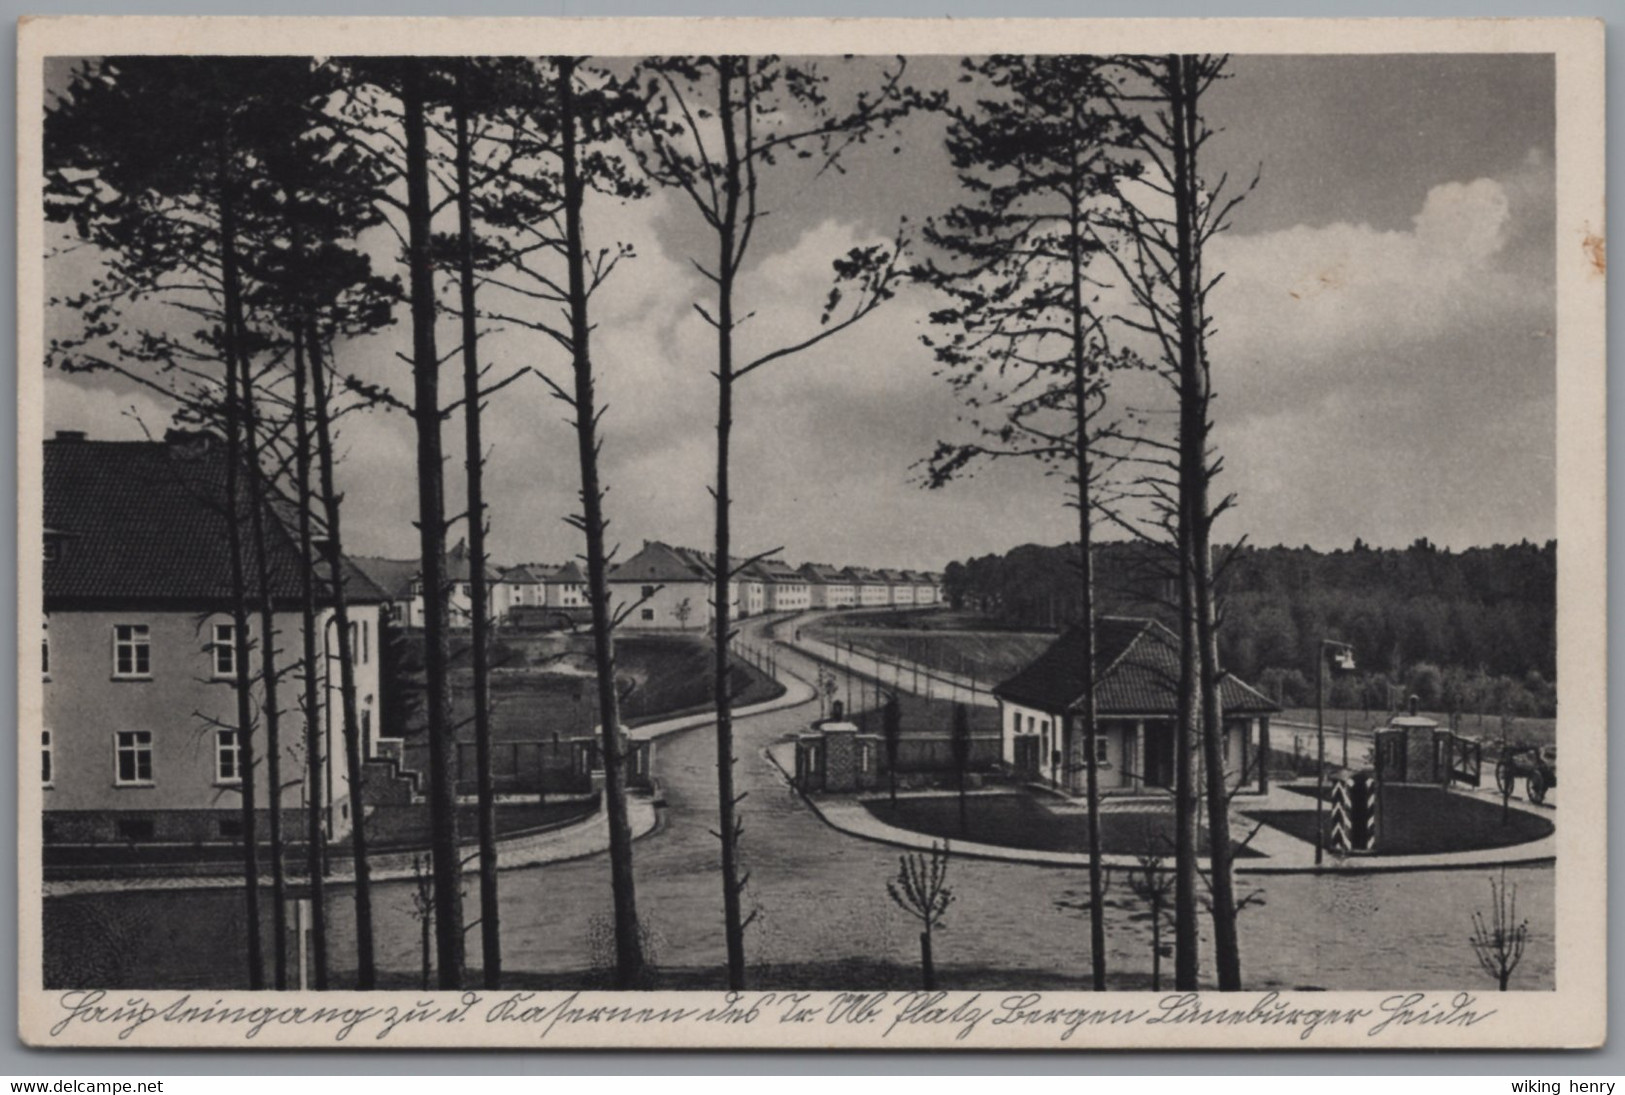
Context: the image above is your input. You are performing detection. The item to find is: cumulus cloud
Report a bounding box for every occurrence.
[1205,150,1554,421]
[40,138,1555,562]
[44,372,174,442]
[1196,151,1555,547]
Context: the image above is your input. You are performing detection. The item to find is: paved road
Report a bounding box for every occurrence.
[44,612,1558,990]
[327,613,1554,990]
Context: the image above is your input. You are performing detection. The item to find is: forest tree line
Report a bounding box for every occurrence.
[942,537,1557,716]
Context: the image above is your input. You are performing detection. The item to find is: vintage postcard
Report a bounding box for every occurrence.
[16,16,1605,1049]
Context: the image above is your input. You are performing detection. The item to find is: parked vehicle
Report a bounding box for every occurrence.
[1495,743,1556,805]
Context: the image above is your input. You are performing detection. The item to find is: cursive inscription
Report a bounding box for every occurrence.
[44,988,1499,1046]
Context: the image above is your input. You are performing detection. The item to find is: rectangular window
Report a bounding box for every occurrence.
[115,730,154,785]
[1095,737,1110,764]
[43,539,60,563]
[113,624,151,678]
[212,623,236,679]
[461,583,471,597]
[41,620,49,679]
[41,730,52,787]
[641,585,657,599]
[641,608,655,621]
[362,619,370,664]
[216,729,240,784]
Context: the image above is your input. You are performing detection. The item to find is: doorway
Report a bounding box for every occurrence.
[1141,723,1174,790]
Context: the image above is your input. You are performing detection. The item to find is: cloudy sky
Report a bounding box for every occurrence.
[43,53,1555,570]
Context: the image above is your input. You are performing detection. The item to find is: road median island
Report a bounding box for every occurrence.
[768,740,1557,876]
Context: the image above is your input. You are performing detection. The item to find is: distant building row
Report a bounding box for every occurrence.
[352,539,945,631]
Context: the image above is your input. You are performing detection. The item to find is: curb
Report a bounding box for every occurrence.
[765,743,1557,877]
[42,794,662,897]
[44,628,810,897]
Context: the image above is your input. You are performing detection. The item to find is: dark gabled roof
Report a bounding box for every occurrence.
[444,539,504,583]
[351,556,419,600]
[847,567,887,584]
[550,560,585,584]
[609,540,714,583]
[756,558,802,582]
[993,617,1280,717]
[44,434,385,607]
[800,562,848,583]
[354,542,501,594]
[504,561,586,584]
[877,569,910,583]
[334,556,390,605]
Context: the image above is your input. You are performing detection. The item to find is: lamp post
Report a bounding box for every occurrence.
[1316,638,1356,867]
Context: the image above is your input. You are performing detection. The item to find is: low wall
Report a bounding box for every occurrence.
[887,734,1003,773]
[44,807,313,846]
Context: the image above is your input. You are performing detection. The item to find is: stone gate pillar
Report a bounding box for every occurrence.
[820,721,861,793]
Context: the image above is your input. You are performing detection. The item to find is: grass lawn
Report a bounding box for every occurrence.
[817,626,1057,685]
[1243,784,1553,855]
[363,800,597,851]
[820,607,1019,631]
[396,637,781,772]
[863,792,1260,858]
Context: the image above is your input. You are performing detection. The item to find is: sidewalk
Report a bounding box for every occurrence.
[44,651,820,898]
[763,739,1556,876]
[42,797,663,898]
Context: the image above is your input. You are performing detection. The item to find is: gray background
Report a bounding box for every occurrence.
[5,0,1618,1074]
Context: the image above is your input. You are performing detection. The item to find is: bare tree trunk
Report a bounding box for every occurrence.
[218,157,264,991]
[1172,52,1243,991]
[558,58,644,989]
[1151,905,1163,992]
[245,368,289,990]
[1169,54,1203,993]
[1182,55,1244,985]
[1167,52,1244,991]
[712,59,749,992]
[454,60,501,992]
[308,329,374,990]
[1196,519,1241,988]
[293,325,329,990]
[1068,156,1107,994]
[402,57,465,991]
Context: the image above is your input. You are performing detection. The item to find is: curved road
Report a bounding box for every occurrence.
[343,613,1554,990]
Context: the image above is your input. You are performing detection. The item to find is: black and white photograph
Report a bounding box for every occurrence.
[17,15,1607,1050]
